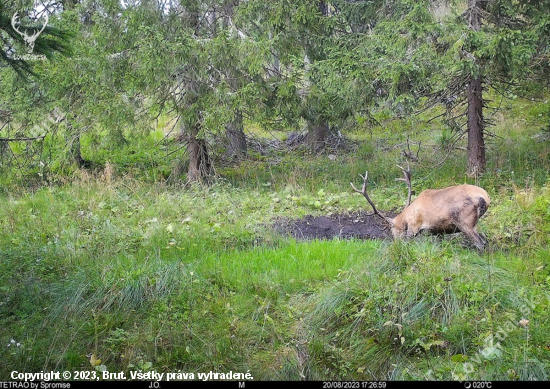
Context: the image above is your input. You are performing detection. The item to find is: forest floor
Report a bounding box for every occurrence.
[274,211,392,240]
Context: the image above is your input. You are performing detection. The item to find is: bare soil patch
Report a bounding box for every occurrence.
[274,211,393,241]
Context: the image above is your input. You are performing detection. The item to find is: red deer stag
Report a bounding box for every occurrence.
[351,164,490,250]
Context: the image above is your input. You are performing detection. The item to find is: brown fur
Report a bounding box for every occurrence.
[352,169,491,250]
[390,184,490,249]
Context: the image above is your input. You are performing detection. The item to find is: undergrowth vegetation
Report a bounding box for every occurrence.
[1,99,550,380]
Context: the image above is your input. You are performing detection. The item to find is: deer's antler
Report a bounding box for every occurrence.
[396,162,412,207]
[351,171,394,226]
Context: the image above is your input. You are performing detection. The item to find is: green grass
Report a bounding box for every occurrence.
[1,97,550,380]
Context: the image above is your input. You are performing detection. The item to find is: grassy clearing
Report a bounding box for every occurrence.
[1,98,550,380]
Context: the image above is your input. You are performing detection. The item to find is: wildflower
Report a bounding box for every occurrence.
[519,319,529,327]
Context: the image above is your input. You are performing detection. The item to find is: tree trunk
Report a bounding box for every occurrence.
[187,123,213,183]
[466,76,486,177]
[318,1,328,16]
[306,120,329,152]
[219,6,246,161]
[68,123,85,167]
[267,30,280,77]
[71,134,84,167]
[225,110,247,160]
[305,2,329,152]
[466,0,486,177]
